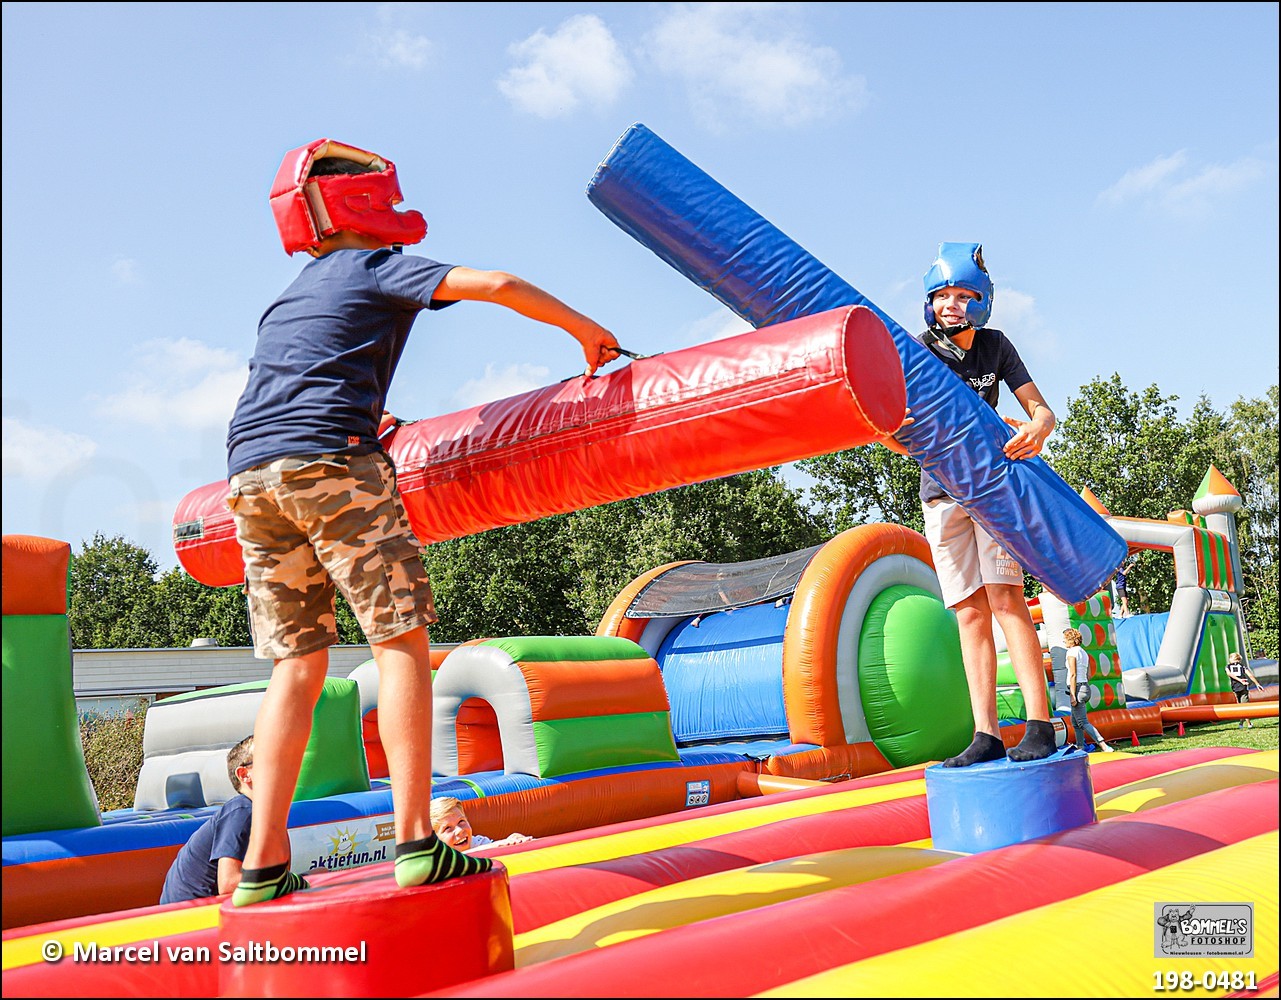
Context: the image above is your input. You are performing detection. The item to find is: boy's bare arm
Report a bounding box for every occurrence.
[434,267,621,374]
[1004,382,1057,460]
[876,408,914,455]
[217,855,245,895]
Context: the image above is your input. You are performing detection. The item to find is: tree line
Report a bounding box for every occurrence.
[66,378,1278,658]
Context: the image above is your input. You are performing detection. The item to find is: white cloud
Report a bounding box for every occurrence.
[1098,150,1268,214]
[359,6,432,70]
[451,363,552,409]
[990,287,1060,363]
[645,3,866,131]
[94,338,248,432]
[2,417,98,481]
[111,257,141,284]
[684,307,752,346]
[498,14,633,118]
[375,28,432,69]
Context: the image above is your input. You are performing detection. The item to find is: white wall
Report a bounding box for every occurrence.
[73,645,376,701]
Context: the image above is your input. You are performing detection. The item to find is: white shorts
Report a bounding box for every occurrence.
[923,497,1025,607]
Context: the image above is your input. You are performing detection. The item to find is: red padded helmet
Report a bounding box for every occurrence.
[269,139,427,255]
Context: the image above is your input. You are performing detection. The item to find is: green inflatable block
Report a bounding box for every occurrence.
[1192,613,1241,699]
[532,710,680,778]
[996,686,1028,721]
[480,635,651,663]
[858,585,974,768]
[2,614,101,836]
[158,677,369,802]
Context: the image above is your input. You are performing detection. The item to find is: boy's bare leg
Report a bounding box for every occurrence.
[954,588,1000,736]
[232,649,328,904]
[989,586,1050,723]
[370,627,492,886]
[944,589,1007,766]
[369,627,434,843]
[989,584,1057,761]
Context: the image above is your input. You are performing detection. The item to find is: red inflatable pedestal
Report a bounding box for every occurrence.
[218,865,512,997]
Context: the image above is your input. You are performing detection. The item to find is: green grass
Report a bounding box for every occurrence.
[1121,716,1277,756]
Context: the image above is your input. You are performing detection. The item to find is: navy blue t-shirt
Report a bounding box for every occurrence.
[159,794,253,904]
[227,249,455,478]
[915,327,1033,503]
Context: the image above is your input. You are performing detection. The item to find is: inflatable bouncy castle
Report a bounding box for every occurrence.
[5,746,1275,997]
[1090,468,1250,702]
[1,537,101,841]
[4,126,1273,993]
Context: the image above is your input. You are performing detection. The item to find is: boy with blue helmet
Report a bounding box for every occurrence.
[884,243,1058,766]
[920,241,994,360]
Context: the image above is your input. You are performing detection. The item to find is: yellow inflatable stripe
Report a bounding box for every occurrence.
[515,845,960,966]
[758,831,1278,998]
[1095,750,1277,818]
[2,904,220,971]
[502,776,927,876]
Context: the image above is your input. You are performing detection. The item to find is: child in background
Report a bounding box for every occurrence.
[430,797,533,851]
[1226,652,1264,728]
[159,736,256,903]
[1064,628,1113,752]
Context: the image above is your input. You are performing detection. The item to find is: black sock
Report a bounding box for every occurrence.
[231,861,309,907]
[943,732,1007,767]
[394,833,492,887]
[1008,720,1057,762]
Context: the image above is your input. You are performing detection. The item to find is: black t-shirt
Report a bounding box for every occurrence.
[915,327,1033,503]
[227,249,455,478]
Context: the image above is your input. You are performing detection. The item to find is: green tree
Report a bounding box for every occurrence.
[419,469,825,641]
[1046,376,1278,637]
[797,445,923,536]
[1044,376,1216,612]
[151,569,252,647]
[1224,387,1279,657]
[68,533,166,648]
[422,516,585,642]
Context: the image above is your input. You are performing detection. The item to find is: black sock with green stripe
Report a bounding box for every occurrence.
[394,834,492,888]
[231,861,309,907]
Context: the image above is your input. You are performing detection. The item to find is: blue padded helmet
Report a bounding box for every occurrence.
[923,242,994,330]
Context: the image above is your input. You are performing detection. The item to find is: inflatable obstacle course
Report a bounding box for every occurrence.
[1,536,100,839]
[432,636,679,779]
[135,678,369,810]
[1089,470,1250,703]
[3,749,1274,997]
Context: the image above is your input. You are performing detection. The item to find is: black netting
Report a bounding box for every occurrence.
[626,543,825,618]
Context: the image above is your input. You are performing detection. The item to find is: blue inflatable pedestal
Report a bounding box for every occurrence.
[925,748,1096,853]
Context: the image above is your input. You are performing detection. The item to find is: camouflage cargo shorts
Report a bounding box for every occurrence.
[227,451,437,660]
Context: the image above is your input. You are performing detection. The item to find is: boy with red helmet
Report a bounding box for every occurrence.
[226,139,620,905]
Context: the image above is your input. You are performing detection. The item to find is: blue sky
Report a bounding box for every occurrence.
[3,2,1277,570]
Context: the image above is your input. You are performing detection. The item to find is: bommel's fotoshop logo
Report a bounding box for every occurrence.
[1155,903,1253,958]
